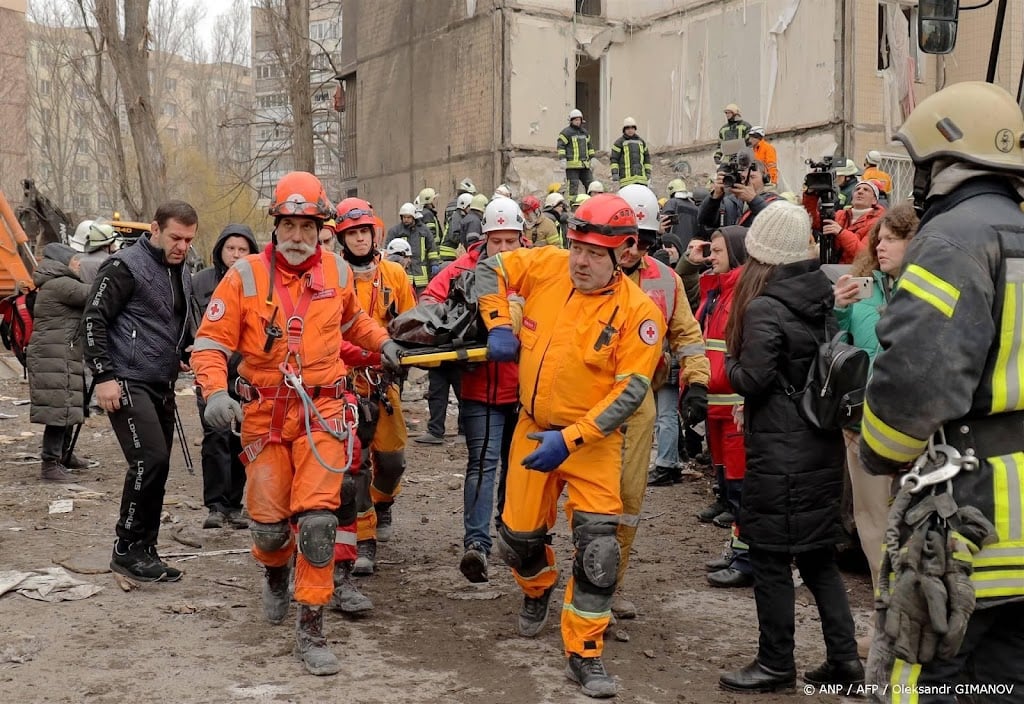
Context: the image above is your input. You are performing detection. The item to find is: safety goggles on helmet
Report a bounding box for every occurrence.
[271,198,330,218]
[337,208,374,224]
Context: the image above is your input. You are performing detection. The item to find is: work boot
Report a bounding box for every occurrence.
[720,659,796,693]
[203,510,226,529]
[263,564,291,624]
[110,541,179,582]
[329,561,373,614]
[414,433,444,445]
[707,566,754,588]
[712,510,736,529]
[64,453,95,470]
[705,541,736,571]
[566,653,618,698]
[517,585,554,637]
[374,502,394,542]
[459,546,488,583]
[40,460,77,483]
[646,465,675,487]
[803,659,865,687]
[352,539,376,576]
[697,497,729,523]
[610,593,637,619]
[227,509,250,530]
[294,605,340,676]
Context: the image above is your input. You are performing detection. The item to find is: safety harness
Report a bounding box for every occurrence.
[234,250,358,474]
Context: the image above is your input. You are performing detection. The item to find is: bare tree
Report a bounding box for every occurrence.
[89,0,167,217]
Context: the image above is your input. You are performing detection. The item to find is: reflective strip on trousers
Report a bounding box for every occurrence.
[890,658,922,704]
[974,452,1024,599]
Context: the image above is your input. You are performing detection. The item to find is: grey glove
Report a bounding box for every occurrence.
[380,340,403,375]
[204,390,243,430]
[883,524,947,664]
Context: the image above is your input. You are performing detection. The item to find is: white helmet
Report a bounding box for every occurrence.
[398,202,417,218]
[865,150,882,165]
[482,197,525,234]
[86,223,118,253]
[71,219,94,253]
[622,116,637,129]
[456,193,474,210]
[587,180,605,195]
[617,184,660,234]
[569,108,583,121]
[493,184,512,199]
[385,238,412,256]
[544,192,565,209]
[417,187,437,205]
[457,178,477,194]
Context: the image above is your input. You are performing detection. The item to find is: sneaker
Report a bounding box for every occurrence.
[459,547,489,583]
[40,460,77,483]
[203,510,226,529]
[110,543,180,582]
[414,433,444,445]
[646,465,675,487]
[143,545,183,581]
[517,586,554,637]
[374,502,393,542]
[566,654,618,698]
[64,454,97,470]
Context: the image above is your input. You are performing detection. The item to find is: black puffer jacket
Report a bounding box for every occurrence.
[27,256,90,426]
[726,259,845,553]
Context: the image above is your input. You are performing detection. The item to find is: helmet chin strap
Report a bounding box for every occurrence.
[911,165,932,216]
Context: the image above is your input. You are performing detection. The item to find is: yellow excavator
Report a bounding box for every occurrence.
[0,188,39,296]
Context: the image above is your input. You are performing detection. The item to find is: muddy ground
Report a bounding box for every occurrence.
[0,364,871,703]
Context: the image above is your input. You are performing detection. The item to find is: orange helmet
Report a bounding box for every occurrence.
[520,195,542,215]
[567,193,638,249]
[268,171,333,221]
[335,197,377,233]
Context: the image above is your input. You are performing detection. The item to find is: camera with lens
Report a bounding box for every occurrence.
[718,144,754,189]
[804,155,842,263]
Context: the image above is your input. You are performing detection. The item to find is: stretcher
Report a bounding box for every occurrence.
[398,346,487,368]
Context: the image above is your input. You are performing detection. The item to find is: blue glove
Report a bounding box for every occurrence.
[522,431,569,472]
[430,264,440,277]
[486,325,519,362]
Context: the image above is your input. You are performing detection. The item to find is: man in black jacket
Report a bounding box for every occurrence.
[84,200,197,582]
[697,159,779,231]
[190,224,257,530]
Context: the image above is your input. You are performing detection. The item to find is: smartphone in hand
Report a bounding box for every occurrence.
[850,276,874,300]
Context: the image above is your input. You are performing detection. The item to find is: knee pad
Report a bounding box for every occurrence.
[371,450,406,496]
[572,515,621,591]
[335,473,357,525]
[495,524,550,577]
[250,520,291,553]
[296,511,338,567]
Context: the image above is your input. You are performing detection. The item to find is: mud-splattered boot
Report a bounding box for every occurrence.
[352,539,376,576]
[329,561,373,614]
[263,564,291,624]
[294,605,340,676]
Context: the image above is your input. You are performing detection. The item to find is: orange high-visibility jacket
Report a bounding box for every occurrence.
[192,249,389,393]
[476,246,664,451]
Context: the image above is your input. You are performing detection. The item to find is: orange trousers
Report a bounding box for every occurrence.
[500,411,624,657]
[243,395,356,606]
[353,381,407,541]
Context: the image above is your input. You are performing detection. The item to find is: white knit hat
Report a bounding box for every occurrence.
[745,201,813,265]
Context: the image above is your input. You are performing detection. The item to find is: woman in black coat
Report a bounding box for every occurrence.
[718,201,862,693]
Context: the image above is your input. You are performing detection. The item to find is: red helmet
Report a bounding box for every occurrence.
[335,197,377,233]
[520,195,542,215]
[567,193,638,249]
[269,171,333,221]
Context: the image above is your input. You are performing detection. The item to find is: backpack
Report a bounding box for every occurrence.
[781,326,869,431]
[0,288,37,370]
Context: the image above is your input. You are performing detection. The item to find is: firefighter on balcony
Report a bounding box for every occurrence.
[475,193,664,699]
[614,183,710,618]
[860,81,1024,701]
[334,198,416,593]
[611,117,652,188]
[558,108,596,196]
[191,171,403,676]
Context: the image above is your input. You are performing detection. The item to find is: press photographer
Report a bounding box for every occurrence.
[697,152,780,230]
[802,156,886,264]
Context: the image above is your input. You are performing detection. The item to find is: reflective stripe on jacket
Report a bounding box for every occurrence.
[610,135,652,185]
[557,125,595,169]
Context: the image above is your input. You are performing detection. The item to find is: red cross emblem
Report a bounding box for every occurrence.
[638,319,658,345]
[497,216,506,225]
[207,298,226,322]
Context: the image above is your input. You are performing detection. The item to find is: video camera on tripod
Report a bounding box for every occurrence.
[804,154,844,264]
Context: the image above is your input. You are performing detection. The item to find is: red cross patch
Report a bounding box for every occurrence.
[497,216,506,225]
[206,298,226,322]
[638,319,659,345]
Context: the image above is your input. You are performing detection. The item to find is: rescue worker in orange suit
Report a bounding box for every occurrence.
[334,198,415,598]
[614,184,711,619]
[860,82,1024,702]
[191,172,403,676]
[476,193,664,699]
[420,196,525,583]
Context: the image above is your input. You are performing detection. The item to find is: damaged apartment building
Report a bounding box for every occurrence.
[338,0,1022,215]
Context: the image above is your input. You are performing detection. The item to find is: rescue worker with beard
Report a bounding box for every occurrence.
[334,198,416,600]
[614,184,710,618]
[476,193,664,699]
[860,82,1024,702]
[191,171,403,676]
